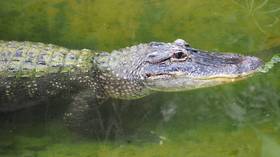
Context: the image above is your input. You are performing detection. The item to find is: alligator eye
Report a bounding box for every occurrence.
[173,51,186,59]
[171,51,190,62]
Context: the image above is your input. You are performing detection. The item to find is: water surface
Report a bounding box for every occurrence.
[0,0,280,156]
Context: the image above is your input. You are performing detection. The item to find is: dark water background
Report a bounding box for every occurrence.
[0,0,280,156]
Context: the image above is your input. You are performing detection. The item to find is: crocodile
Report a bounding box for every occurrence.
[0,39,262,128]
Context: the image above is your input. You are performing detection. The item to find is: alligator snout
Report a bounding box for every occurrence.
[240,56,263,73]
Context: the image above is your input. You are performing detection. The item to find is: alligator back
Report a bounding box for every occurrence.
[0,41,95,111]
[0,41,94,77]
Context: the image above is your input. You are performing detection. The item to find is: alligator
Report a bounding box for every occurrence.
[0,39,262,128]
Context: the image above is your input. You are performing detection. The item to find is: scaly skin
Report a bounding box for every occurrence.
[0,40,94,77]
[0,39,263,126]
[0,41,97,111]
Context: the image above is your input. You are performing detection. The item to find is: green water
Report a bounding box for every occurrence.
[0,0,280,156]
[259,54,280,73]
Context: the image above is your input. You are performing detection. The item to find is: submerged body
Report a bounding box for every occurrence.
[0,39,263,112]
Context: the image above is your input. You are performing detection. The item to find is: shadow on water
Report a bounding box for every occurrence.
[0,94,174,142]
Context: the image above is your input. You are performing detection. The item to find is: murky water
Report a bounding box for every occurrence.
[0,0,280,156]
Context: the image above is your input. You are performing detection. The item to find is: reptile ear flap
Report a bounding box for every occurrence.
[174,39,190,48]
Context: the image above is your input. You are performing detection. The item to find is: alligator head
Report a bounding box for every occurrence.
[142,39,263,92]
[95,39,263,99]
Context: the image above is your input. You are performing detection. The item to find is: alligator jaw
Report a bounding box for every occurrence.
[142,40,263,92]
[144,68,260,92]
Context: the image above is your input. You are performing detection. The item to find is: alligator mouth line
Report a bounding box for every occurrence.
[197,69,258,82]
[146,69,257,81]
[146,73,174,79]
